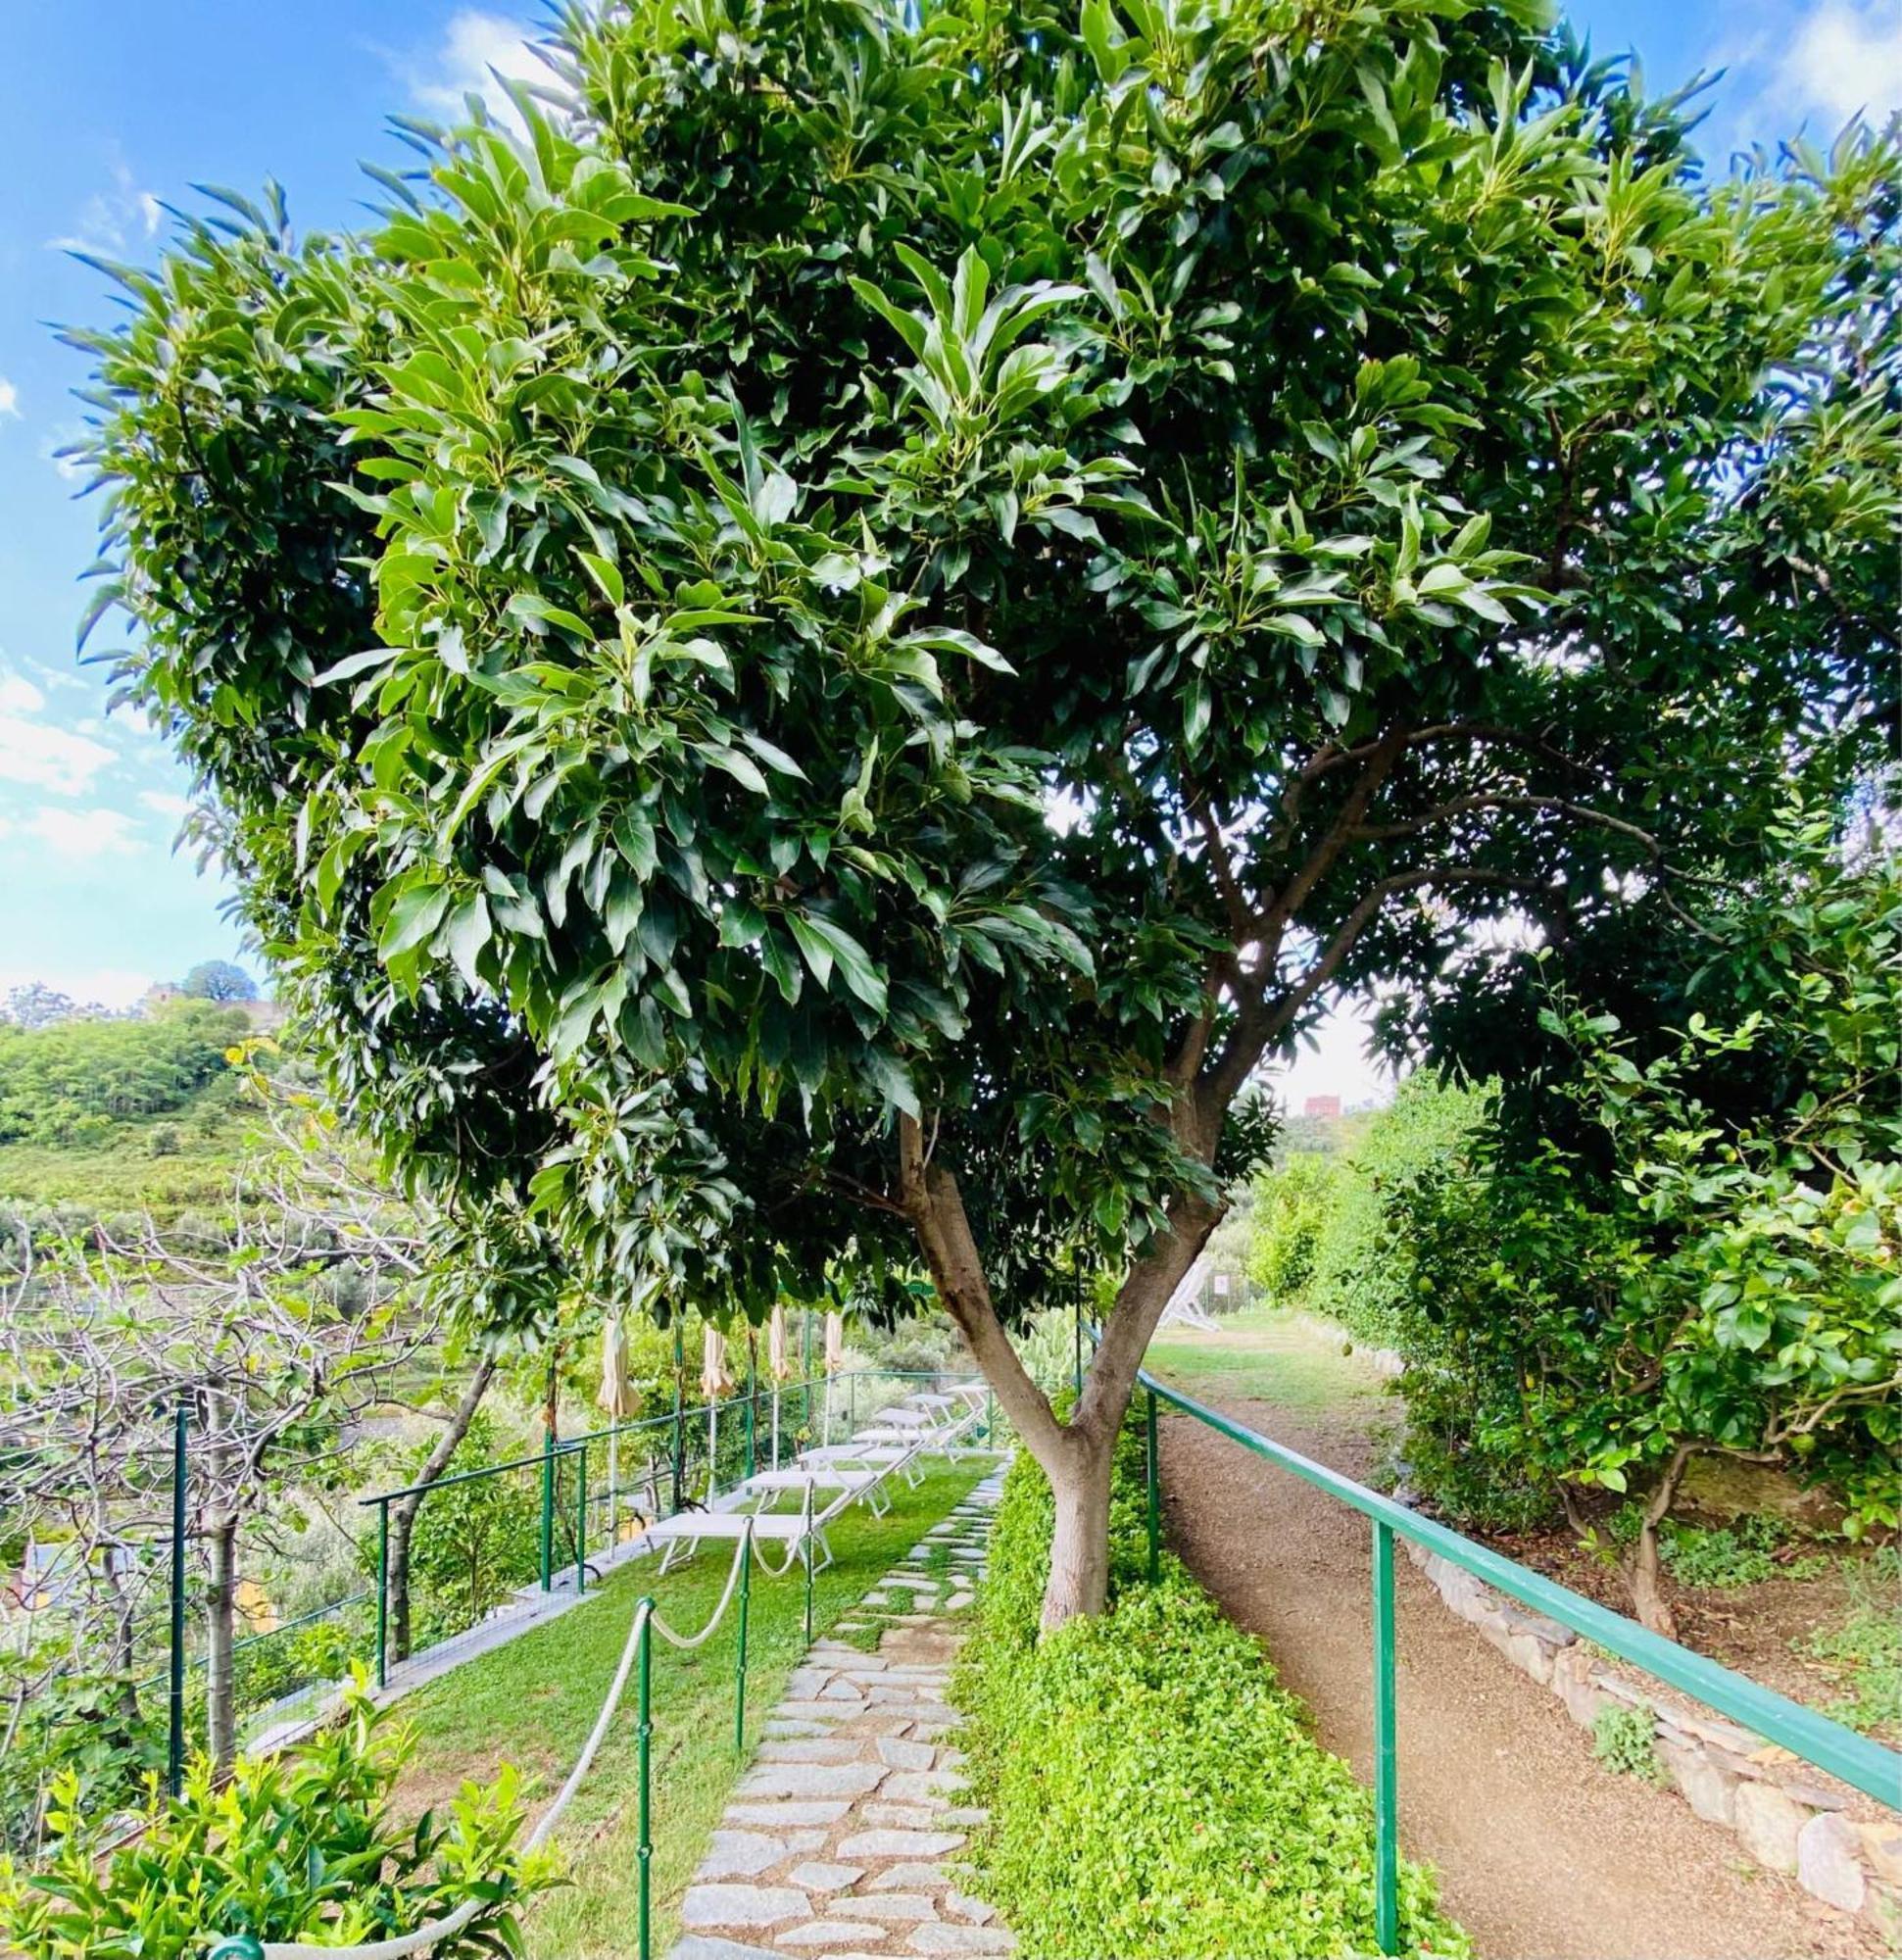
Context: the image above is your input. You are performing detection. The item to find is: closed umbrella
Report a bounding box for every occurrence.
[701,1325,733,1494]
[821,1311,845,1445]
[768,1303,789,1466]
[598,1317,638,1539]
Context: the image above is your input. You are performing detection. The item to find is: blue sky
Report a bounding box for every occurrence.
[0,2,1896,1044]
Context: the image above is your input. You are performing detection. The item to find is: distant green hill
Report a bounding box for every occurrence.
[0,1002,267,1227]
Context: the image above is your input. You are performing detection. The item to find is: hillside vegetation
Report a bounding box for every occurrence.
[0,1002,267,1227]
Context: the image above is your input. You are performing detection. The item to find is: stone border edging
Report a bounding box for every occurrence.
[1404,1541,1902,1925]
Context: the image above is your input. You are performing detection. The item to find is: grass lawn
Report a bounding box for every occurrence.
[1144,1304,1390,1415]
[392,1460,987,1959]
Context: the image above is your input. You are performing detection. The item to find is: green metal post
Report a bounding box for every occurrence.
[574,1444,588,1597]
[540,1434,555,1593]
[168,1396,188,1796]
[1072,1288,1083,1395]
[375,1496,391,1690]
[1146,1389,1161,1585]
[735,1523,753,1755]
[636,1600,654,1960]
[1373,1519,1399,1956]
[849,1368,856,1437]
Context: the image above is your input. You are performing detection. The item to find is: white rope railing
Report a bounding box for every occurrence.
[222,1525,757,1960]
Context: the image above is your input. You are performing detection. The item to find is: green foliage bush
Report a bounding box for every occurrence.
[955,1419,1467,1958]
[1297,844,1902,1558]
[1244,1153,1341,1304]
[1589,1703,1666,1786]
[0,1681,552,1958]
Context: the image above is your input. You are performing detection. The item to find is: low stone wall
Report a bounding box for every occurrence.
[1404,1541,1902,1928]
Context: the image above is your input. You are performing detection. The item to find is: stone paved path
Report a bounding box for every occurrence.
[671,1466,1013,1960]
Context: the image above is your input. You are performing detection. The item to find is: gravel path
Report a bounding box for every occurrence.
[1162,1399,1884,1960]
[670,1469,1012,1960]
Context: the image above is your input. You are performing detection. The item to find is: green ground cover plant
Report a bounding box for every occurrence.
[954,1415,1467,1958]
[396,1461,984,1959]
[1802,1548,1902,1742]
[1589,1703,1667,1787]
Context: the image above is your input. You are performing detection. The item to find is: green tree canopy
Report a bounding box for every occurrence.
[74,0,1900,1621]
[175,958,259,1003]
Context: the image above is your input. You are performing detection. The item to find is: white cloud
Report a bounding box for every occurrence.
[402,11,554,133]
[0,806,142,857]
[0,673,45,716]
[0,379,18,421]
[138,790,193,822]
[1788,0,1902,127]
[0,710,116,796]
[51,153,163,257]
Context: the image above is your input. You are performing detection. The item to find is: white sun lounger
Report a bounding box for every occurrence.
[645,1474,860,1576]
[742,1465,895,1517]
[797,1443,928,1489]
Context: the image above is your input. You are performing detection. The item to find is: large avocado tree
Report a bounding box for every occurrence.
[76,0,1897,1625]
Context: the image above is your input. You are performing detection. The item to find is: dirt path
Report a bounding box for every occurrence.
[1160,1394,1883,1960]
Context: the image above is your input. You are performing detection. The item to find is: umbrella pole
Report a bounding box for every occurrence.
[772,1385,780,1470]
[708,1400,718,1500]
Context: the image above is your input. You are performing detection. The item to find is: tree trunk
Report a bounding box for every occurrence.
[389,1355,497,1664]
[895,1111,1218,1631]
[99,1543,141,1727]
[204,1515,239,1771]
[1623,1446,1691,1639]
[1041,1423,1116,1628]
[1626,1518,1677,1638]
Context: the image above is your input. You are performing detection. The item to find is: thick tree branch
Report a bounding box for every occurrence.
[896,1112,1065,1463]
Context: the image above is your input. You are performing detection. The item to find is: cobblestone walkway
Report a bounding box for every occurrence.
[672,1466,1012,1960]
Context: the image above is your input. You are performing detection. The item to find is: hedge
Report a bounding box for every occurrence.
[952,1414,1469,1958]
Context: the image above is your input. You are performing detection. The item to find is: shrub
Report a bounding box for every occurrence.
[955,1419,1467,1958]
[1590,1703,1666,1786]
[0,1679,553,1958]
[1244,1153,1341,1304]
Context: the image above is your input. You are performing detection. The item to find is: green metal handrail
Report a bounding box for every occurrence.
[1128,1355,1902,1955]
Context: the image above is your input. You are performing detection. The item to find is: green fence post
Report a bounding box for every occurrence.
[849,1368,856,1437]
[540,1434,555,1594]
[574,1444,588,1596]
[746,1348,757,1481]
[168,1396,188,1796]
[1373,1518,1399,1956]
[735,1522,754,1755]
[1072,1290,1083,1395]
[375,1496,391,1690]
[636,1600,655,1960]
[802,1309,812,1431]
[1146,1388,1161,1585]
